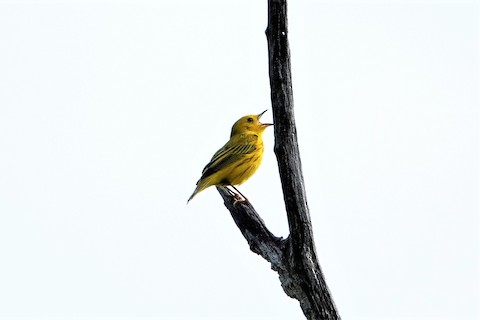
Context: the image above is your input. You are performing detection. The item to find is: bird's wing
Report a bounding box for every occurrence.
[200,142,256,181]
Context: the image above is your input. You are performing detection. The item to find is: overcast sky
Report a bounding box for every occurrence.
[0,0,478,319]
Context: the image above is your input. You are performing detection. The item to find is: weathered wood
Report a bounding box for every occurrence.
[217,0,340,319]
[217,187,285,271]
[266,0,340,319]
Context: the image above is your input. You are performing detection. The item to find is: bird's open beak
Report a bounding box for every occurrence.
[258,109,273,126]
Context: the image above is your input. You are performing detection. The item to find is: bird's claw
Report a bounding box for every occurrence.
[232,193,250,206]
[232,194,245,206]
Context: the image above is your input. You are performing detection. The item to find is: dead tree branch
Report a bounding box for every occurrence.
[217,0,340,319]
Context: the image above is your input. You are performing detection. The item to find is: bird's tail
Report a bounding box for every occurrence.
[187,178,211,204]
[187,187,199,203]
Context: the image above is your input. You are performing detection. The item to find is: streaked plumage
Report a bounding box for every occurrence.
[187,110,273,203]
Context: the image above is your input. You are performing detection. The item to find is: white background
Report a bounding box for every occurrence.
[0,0,478,319]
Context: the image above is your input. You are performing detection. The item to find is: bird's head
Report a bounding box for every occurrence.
[230,110,273,137]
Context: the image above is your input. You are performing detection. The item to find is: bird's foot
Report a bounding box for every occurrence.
[223,185,250,206]
[232,193,249,206]
[224,186,248,206]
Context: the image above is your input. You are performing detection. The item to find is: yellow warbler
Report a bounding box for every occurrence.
[187,110,273,203]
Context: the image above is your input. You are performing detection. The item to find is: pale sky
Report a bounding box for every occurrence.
[0,0,478,319]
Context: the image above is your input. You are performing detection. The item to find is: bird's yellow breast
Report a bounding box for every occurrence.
[221,144,264,186]
[209,134,264,186]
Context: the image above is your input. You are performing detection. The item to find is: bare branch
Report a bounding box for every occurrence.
[216,0,341,319]
[217,187,285,271]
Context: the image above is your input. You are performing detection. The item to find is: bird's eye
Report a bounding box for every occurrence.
[247,117,254,122]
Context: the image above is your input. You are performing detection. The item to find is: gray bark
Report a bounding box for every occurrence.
[217,0,341,319]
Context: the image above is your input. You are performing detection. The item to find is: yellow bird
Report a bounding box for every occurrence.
[188,110,273,203]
